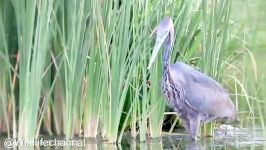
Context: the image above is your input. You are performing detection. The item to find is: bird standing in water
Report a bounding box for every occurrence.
[147,17,238,140]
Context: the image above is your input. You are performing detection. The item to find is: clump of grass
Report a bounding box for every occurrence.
[98,0,140,143]
[52,0,92,138]
[83,17,102,138]
[0,1,18,138]
[0,0,264,144]
[11,0,54,139]
[0,11,12,137]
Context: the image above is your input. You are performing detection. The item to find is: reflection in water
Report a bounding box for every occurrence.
[148,139,163,150]
[185,141,202,150]
[102,143,121,150]
[86,143,97,150]
[164,135,205,150]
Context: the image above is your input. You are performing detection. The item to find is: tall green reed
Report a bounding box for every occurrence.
[98,0,139,143]
[129,0,170,141]
[0,8,11,136]
[83,5,103,137]
[0,0,19,138]
[11,0,54,139]
[199,0,232,136]
[0,0,264,143]
[53,0,91,138]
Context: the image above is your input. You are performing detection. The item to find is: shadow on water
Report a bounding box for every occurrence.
[1,127,266,150]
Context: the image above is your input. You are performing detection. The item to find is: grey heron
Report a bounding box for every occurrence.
[147,17,238,140]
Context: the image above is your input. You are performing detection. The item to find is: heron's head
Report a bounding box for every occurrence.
[147,17,175,70]
[156,17,175,46]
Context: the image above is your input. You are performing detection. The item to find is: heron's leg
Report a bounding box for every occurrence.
[182,119,191,135]
[189,116,201,141]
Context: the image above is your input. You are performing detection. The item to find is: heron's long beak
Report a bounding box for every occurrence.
[147,31,169,70]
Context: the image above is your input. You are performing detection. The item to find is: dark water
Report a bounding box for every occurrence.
[1,126,266,150]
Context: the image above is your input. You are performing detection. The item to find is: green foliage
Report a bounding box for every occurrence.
[0,0,264,144]
[11,0,54,139]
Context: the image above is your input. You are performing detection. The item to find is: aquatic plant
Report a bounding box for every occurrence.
[0,0,264,143]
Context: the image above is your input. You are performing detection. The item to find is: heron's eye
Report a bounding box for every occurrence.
[157,31,168,38]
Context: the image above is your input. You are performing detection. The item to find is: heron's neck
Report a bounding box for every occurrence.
[163,41,172,70]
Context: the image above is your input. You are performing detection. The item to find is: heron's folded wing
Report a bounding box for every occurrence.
[170,62,235,118]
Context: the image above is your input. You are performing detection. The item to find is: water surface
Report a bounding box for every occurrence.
[1,126,266,150]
